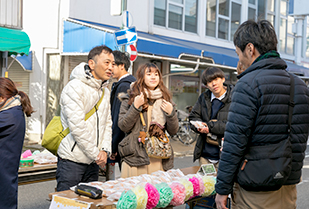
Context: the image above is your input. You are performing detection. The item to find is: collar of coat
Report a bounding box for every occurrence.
[237,57,287,80]
[204,84,233,104]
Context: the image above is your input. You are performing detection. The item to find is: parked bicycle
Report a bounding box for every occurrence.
[168,106,198,145]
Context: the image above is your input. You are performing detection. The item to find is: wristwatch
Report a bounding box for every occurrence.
[102,149,110,157]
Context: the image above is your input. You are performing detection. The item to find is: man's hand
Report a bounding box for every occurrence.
[237,61,246,75]
[198,122,209,134]
[95,150,108,167]
[110,152,117,161]
[161,99,173,115]
[215,194,229,209]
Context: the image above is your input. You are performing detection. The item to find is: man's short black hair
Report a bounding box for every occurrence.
[233,19,278,54]
[201,67,225,85]
[112,50,131,71]
[88,45,113,62]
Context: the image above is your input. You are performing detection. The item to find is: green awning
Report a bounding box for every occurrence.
[0,27,31,55]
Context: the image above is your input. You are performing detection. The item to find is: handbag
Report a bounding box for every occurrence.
[140,113,172,159]
[206,133,220,146]
[41,90,104,156]
[236,73,295,191]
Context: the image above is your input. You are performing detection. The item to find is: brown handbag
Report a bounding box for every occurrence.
[206,133,220,146]
[140,113,172,159]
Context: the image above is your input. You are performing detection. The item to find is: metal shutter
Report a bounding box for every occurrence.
[68,56,87,80]
[7,57,30,95]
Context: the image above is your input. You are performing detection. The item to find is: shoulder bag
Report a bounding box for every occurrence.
[140,112,172,159]
[41,90,104,156]
[236,74,295,191]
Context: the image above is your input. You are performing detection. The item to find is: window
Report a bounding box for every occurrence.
[279,0,295,55]
[248,0,276,27]
[206,0,216,37]
[0,0,22,29]
[154,0,198,33]
[206,0,241,41]
[306,18,309,58]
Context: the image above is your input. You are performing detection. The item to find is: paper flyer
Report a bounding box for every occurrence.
[49,195,91,209]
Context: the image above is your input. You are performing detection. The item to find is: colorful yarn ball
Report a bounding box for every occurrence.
[178,178,193,202]
[144,183,159,209]
[202,176,216,197]
[169,182,186,206]
[117,190,137,209]
[189,176,200,198]
[197,175,205,196]
[155,182,174,208]
[132,185,148,209]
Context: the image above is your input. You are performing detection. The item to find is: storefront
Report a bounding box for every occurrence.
[60,18,238,113]
[59,18,309,114]
[0,26,31,77]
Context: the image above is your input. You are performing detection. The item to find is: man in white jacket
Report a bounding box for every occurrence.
[56,45,114,191]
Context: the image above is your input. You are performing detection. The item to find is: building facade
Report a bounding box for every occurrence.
[16,0,309,143]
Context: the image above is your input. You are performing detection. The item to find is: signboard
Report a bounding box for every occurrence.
[127,44,137,61]
[49,195,91,209]
[114,27,137,46]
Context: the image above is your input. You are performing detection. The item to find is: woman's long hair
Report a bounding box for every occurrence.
[128,63,172,106]
[0,77,34,117]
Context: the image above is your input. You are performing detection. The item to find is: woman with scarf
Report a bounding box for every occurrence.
[118,63,178,178]
[0,77,34,208]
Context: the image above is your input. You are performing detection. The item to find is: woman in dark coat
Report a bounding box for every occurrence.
[0,77,34,208]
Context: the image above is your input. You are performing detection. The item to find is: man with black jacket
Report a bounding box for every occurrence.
[106,51,135,179]
[215,20,309,209]
[189,67,233,168]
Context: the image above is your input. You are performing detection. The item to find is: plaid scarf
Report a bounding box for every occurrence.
[252,50,280,65]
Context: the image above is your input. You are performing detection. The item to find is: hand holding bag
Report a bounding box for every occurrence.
[140,113,172,159]
[236,74,295,191]
[206,133,220,146]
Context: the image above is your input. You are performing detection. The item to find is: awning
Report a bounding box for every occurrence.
[136,31,239,68]
[286,61,309,77]
[10,51,33,71]
[0,27,31,55]
[62,19,119,53]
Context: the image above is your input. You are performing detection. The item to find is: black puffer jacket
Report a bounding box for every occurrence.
[215,57,309,195]
[189,84,233,162]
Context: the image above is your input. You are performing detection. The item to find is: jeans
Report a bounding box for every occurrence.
[56,157,99,192]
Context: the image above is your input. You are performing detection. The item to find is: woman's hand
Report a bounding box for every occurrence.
[161,99,173,115]
[134,92,145,109]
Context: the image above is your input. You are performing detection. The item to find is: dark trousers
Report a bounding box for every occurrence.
[56,157,99,192]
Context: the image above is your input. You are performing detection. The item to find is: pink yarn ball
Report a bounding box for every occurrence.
[196,175,205,196]
[169,182,186,206]
[189,176,200,198]
[144,183,159,209]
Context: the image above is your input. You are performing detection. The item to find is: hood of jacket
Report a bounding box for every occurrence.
[70,62,108,90]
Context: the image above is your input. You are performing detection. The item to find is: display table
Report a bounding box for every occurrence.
[48,166,203,209]
[18,163,57,185]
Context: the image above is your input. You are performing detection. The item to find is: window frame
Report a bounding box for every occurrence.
[154,0,198,34]
[205,0,241,41]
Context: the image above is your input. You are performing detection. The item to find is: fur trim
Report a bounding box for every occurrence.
[117,92,129,102]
